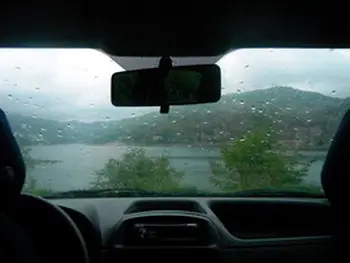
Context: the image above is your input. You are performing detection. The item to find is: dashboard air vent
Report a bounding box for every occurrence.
[125,200,204,214]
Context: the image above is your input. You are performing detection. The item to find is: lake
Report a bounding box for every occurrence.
[27,144,326,192]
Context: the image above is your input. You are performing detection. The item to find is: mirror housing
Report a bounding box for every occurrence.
[111,64,221,111]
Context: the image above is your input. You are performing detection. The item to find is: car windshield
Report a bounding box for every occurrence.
[0,48,346,197]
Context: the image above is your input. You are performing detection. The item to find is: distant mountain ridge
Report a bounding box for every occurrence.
[6,87,350,149]
[93,86,349,149]
[7,114,105,146]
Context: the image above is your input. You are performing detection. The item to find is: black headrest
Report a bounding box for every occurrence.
[321,110,350,207]
[0,109,26,205]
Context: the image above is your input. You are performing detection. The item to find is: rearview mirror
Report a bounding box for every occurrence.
[111,64,221,108]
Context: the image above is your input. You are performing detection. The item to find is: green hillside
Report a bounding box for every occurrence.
[92,86,348,149]
[6,86,349,150]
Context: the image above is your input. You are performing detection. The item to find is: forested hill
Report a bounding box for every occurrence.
[92,86,350,149]
[7,86,350,149]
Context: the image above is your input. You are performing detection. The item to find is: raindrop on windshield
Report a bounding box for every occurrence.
[244,65,249,68]
[307,118,312,123]
[206,110,211,114]
[258,109,263,113]
[7,94,13,99]
[239,100,244,105]
[15,66,20,70]
[237,88,241,93]
[331,90,336,95]
[35,86,40,91]
[239,80,244,84]
[172,120,177,124]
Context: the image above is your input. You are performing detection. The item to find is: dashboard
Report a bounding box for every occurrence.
[49,197,333,263]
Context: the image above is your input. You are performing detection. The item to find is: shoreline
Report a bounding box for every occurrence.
[23,141,329,153]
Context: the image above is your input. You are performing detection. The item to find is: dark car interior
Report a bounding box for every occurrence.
[0,1,348,263]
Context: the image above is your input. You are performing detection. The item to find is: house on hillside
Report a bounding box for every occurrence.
[152,135,163,141]
[277,139,303,149]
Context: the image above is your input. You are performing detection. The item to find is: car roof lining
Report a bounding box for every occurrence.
[0,1,349,57]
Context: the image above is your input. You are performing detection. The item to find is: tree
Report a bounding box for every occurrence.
[21,147,36,170]
[91,148,194,192]
[23,176,54,196]
[209,130,309,192]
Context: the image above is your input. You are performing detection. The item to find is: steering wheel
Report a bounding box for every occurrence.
[0,212,40,263]
[11,194,89,263]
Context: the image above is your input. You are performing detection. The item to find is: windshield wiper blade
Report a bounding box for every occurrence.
[43,188,324,199]
[223,188,324,198]
[43,188,193,198]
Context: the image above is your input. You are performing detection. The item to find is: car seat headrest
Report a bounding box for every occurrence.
[321,110,350,207]
[0,109,26,206]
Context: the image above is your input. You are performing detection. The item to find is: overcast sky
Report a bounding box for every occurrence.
[1,48,350,121]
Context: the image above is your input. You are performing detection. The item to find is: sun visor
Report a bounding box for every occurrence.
[0,109,26,204]
[321,110,350,206]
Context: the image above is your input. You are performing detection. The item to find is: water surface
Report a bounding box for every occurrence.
[28,144,325,192]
